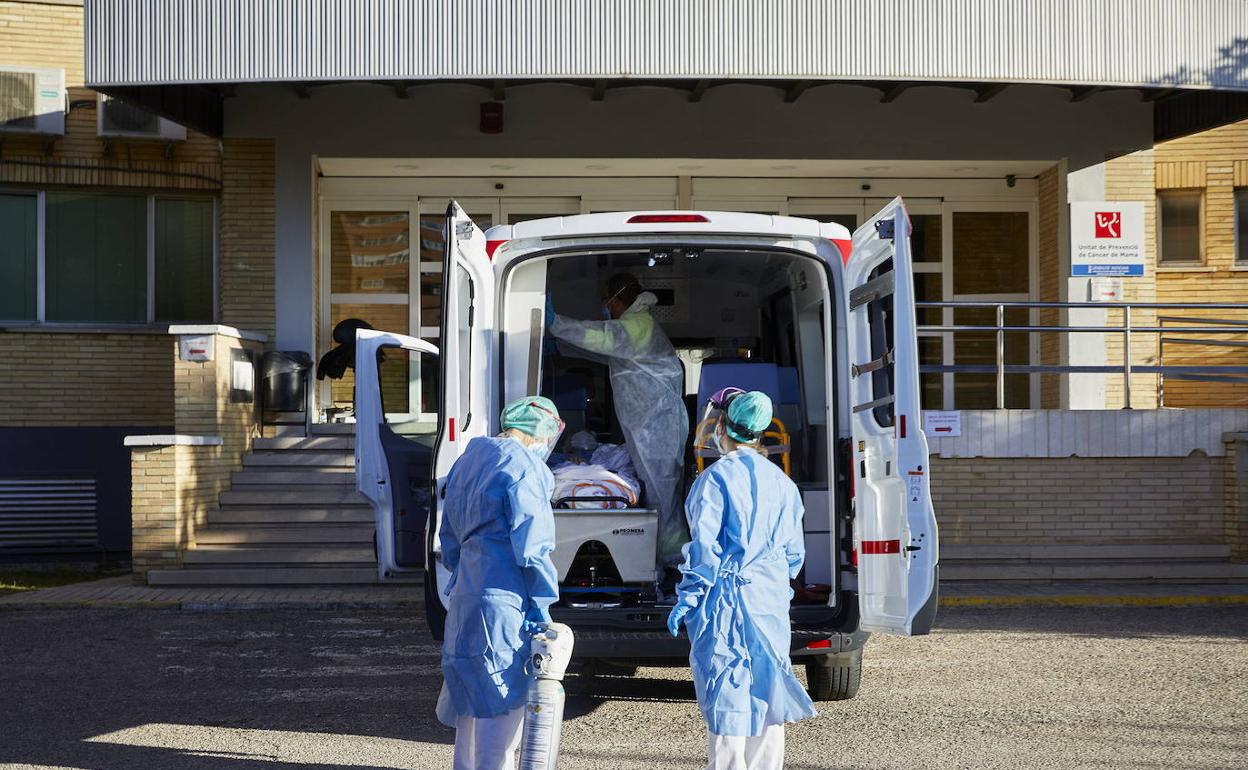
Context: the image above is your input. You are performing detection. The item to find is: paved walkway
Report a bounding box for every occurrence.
[0,576,421,610]
[1,575,1244,610]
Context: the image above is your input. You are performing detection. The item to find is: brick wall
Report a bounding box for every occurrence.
[130,331,263,577]
[0,332,174,425]
[931,455,1227,545]
[1103,150,1160,408]
[0,1,221,191]
[219,139,277,340]
[1037,165,1062,408]
[1227,434,1248,562]
[1150,120,1248,408]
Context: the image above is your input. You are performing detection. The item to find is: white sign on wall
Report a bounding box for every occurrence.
[922,410,962,437]
[1070,201,1146,277]
[178,334,214,362]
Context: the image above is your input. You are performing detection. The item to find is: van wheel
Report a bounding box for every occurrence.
[805,648,862,701]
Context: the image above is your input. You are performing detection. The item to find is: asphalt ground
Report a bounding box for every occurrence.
[1,605,1245,770]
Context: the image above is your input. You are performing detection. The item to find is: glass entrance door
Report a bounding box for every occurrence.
[322,203,419,418]
[945,203,1037,409]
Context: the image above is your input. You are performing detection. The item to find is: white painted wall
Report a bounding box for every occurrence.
[927,409,1248,458]
[1065,163,1111,408]
[225,82,1154,353]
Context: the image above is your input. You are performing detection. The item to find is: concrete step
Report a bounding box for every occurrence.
[252,436,354,451]
[219,488,368,506]
[195,525,373,546]
[210,506,373,525]
[311,423,357,435]
[244,451,354,468]
[147,566,380,586]
[941,543,1233,562]
[230,468,356,486]
[940,561,1248,582]
[183,546,374,565]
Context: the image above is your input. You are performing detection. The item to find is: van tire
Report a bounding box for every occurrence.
[805,648,862,701]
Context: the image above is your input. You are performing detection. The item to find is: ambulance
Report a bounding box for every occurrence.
[355,198,938,701]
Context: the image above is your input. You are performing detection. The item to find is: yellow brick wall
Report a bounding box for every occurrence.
[219,139,276,339]
[0,1,221,190]
[130,444,180,576]
[0,333,174,425]
[130,332,263,576]
[1150,120,1248,407]
[931,455,1227,545]
[1103,150,1160,408]
[1037,165,1062,408]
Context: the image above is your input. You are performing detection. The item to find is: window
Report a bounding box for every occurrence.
[1158,190,1202,263]
[0,193,37,321]
[0,190,215,324]
[46,192,147,322]
[155,198,215,321]
[1236,189,1248,264]
[456,265,473,429]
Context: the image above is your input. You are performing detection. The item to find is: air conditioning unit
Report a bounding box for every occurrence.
[0,65,65,135]
[97,94,186,141]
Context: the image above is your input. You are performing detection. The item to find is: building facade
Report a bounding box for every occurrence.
[3,0,1248,576]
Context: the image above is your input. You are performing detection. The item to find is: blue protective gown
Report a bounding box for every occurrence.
[440,436,560,719]
[674,447,818,737]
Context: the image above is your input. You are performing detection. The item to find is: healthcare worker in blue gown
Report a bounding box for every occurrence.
[437,396,564,770]
[667,390,817,770]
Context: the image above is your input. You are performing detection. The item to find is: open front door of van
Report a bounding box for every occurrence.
[424,202,497,637]
[354,329,440,580]
[845,197,940,636]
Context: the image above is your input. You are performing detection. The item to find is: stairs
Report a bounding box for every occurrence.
[146,426,386,586]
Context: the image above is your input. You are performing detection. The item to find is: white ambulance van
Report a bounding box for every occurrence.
[354,198,938,701]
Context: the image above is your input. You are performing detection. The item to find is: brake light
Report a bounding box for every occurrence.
[626,214,709,224]
[851,547,858,567]
[485,240,508,259]
[805,639,832,650]
[830,238,852,265]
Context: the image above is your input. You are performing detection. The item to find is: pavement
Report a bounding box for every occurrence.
[2,575,1246,611]
[1,604,1245,770]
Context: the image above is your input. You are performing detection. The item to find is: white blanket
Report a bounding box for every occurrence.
[551,463,640,509]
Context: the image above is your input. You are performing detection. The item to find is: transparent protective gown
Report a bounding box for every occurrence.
[549,292,691,564]
[440,436,560,719]
[673,447,817,736]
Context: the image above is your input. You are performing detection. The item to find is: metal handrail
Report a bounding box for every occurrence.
[915,300,1248,409]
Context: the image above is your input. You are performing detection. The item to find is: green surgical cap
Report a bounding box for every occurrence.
[500,396,563,438]
[725,391,773,443]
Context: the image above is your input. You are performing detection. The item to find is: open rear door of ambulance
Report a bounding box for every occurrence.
[844,197,940,636]
[354,329,440,580]
[424,202,497,639]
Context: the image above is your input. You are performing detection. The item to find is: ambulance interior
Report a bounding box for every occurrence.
[502,247,843,612]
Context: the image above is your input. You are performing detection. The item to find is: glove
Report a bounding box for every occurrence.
[545,296,556,327]
[667,603,691,638]
[524,605,552,637]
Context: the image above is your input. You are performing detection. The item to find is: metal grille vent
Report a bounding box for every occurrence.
[0,72,36,127]
[0,478,98,549]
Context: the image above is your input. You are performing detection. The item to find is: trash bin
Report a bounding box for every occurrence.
[260,351,313,412]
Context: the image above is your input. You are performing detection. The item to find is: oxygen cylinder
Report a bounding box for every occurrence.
[519,622,575,770]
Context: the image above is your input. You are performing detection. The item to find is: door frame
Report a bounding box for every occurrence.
[941,200,1041,408]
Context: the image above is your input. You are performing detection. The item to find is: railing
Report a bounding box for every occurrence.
[916,301,1248,409]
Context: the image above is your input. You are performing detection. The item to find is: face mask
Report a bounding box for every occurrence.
[526,437,555,462]
[715,425,735,455]
[601,303,613,320]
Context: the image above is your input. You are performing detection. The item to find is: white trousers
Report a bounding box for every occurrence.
[453,707,525,770]
[705,724,785,770]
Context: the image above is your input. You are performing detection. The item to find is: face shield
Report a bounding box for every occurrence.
[692,386,746,456]
[522,403,566,462]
